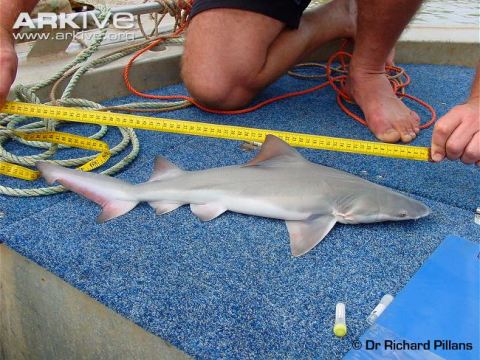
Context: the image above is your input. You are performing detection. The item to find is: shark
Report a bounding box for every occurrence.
[37,135,430,256]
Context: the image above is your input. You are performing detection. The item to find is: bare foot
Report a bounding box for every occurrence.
[345,62,420,143]
[303,0,357,50]
[386,47,396,66]
[304,0,417,143]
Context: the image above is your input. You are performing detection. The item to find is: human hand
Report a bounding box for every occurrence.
[431,98,479,166]
[0,27,18,107]
[0,26,18,107]
[0,0,42,105]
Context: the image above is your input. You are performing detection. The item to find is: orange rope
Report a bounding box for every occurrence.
[123,11,436,130]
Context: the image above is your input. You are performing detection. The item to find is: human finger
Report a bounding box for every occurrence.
[431,110,462,162]
[460,132,480,165]
[445,119,477,160]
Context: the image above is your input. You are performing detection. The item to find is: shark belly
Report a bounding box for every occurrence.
[220,196,315,221]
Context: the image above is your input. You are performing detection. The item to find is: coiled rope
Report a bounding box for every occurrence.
[0,2,191,197]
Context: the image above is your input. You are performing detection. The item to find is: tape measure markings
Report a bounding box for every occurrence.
[1,101,431,163]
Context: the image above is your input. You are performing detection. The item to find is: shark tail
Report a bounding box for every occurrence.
[36,161,138,223]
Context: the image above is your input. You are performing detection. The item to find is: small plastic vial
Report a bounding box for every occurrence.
[333,302,347,337]
[367,294,394,325]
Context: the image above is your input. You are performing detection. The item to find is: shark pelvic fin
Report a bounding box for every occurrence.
[97,200,138,223]
[149,156,184,182]
[286,215,337,257]
[191,203,227,221]
[149,201,184,215]
[244,134,306,167]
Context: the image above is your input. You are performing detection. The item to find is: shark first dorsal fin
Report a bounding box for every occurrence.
[149,156,184,182]
[244,135,306,167]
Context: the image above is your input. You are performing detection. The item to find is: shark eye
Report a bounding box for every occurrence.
[398,210,408,218]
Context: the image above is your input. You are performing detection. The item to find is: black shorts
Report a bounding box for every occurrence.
[190,0,312,29]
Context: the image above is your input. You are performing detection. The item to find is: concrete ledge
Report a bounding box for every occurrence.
[307,25,479,66]
[396,41,479,67]
[397,24,480,66]
[11,40,184,103]
[0,244,190,360]
[10,24,479,104]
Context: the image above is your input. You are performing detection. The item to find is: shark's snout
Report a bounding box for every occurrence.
[390,196,431,221]
[404,200,431,220]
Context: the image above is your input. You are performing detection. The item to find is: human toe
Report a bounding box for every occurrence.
[376,128,401,143]
[400,130,415,143]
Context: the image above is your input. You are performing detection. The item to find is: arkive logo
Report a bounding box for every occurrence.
[13,12,135,30]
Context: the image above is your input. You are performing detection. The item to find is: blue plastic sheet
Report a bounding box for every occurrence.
[345,236,480,360]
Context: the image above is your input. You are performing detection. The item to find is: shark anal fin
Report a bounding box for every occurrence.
[149,156,184,182]
[191,203,227,221]
[149,201,184,215]
[97,200,138,223]
[286,215,337,257]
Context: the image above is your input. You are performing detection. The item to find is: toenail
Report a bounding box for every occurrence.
[432,153,443,162]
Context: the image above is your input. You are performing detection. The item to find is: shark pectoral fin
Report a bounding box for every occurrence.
[97,200,139,223]
[190,203,227,221]
[149,201,184,215]
[286,215,337,257]
[149,156,184,182]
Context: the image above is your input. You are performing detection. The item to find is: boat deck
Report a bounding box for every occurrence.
[1,64,479,359]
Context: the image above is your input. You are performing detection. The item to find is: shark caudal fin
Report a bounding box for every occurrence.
[36,161,138,223]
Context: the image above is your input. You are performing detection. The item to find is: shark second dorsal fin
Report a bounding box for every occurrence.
[149,156,184,182]
[244,135,306,167]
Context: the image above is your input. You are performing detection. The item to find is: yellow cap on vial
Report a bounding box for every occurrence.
[333,323,347,337]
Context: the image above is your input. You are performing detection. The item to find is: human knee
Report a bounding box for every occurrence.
[182,66,255,110]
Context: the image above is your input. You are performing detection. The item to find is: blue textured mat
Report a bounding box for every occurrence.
[345,235,479,360]
[1,64,479,359]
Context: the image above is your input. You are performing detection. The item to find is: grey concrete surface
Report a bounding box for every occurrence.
[10,24,479,103]
[0,244,190,360]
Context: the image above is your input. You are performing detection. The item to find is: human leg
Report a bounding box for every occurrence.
[182,0,357,110]
[347,0,423,143]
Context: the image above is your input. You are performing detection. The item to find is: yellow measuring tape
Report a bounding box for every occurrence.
[1,101,431,180]
[0,131,111,181]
